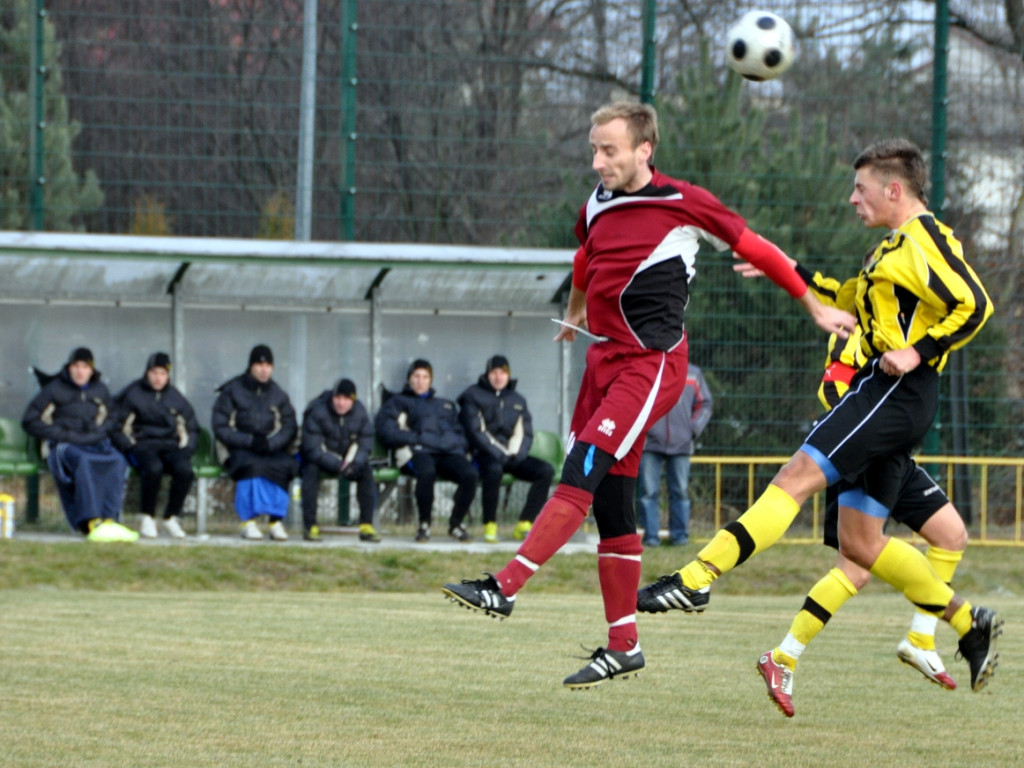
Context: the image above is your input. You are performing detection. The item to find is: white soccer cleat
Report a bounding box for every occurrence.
[240,520,264,540]
[138,514,158,539]
[897,638,957,690]
[162,516,187,539]
[268,520,289,541]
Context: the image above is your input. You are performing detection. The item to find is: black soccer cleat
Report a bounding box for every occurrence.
[636,572,709,614]
[563,646,645,690]
[442,572,514,619]
[956,606,1003,692]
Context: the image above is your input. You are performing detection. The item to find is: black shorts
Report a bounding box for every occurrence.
[803,359,938,509]
[822,459,949,549]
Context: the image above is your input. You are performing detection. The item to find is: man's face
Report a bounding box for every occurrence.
[146,367,170,391]
[590,118,652,194]
[249,361,273,383]
[332,393,354,415]
[408,368,432,395]
[487,368,509,392]
[68,361,93,387]
[849,166,896,229]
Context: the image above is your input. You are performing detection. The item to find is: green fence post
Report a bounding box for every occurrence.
[339,0,358,241]
[640,0,657,104]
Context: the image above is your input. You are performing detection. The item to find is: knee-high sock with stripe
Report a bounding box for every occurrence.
[598,534,643,652]
[680,484,801,590]
[869,538,957,618]
[775,567,858,669]
[495,484,592,597]
[907,545,963,649]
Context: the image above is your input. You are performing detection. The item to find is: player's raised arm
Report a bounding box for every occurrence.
[732,227,855,338]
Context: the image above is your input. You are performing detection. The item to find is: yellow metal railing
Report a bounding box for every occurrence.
[690,454,1024,546]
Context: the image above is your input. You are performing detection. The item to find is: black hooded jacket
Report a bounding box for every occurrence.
[211,372,298,482]
[300,390,374,474]
[112,372,199,455]
[375,385,468,457]
[457,374,532,466]
[22,366,117,447]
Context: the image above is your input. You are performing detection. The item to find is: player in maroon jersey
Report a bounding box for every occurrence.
[443,101,855,689]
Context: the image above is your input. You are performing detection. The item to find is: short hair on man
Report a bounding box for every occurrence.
[591,101,659,155]
[853,138,928,203]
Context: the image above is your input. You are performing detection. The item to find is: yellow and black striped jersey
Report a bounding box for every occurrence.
[802,212,992,373]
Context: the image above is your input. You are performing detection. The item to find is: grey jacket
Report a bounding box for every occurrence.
[642,364,712,456]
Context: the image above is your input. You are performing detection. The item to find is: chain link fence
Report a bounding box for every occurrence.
[3,0,1024,523]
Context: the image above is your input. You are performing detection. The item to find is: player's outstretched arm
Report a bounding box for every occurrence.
[732,229,855,338]
[797,291,856,339]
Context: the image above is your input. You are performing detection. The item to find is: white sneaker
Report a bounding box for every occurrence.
[162,516,186,539]
[897,638,957,690]
[240,520,263,540]
[139,514,158,539]
[268,520,289,541]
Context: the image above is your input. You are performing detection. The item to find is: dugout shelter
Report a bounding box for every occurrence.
[0,231,580,440]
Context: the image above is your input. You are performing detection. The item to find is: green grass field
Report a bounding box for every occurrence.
[1,542,1020,767]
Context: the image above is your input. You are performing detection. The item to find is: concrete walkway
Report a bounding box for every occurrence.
[11,525,601,555]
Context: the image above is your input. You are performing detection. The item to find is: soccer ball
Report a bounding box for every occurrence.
[726,11,795,82]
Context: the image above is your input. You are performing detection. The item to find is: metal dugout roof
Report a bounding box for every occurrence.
[0,231,574,312]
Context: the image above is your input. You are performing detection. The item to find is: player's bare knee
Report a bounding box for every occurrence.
[772,452,826,502]
[838,562,871,590]
[837,538,880,571]
[920,504,969,551]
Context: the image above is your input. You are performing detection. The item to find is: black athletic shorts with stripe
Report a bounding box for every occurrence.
[801,357,939,516]
[821,458,950,549]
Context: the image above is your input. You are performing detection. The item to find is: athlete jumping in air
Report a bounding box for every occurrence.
[442,100,854,689]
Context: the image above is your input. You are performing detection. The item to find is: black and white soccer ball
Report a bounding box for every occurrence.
[726,11,795,82]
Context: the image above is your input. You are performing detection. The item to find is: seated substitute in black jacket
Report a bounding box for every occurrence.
[300,378,380,543]
[375,358,478,542]
[458,355,554,543]
[113,352,199,540]
[212,344,298,541]
[22,347,136,542]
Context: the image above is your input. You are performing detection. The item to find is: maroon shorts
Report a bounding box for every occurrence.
[568,337,688,478]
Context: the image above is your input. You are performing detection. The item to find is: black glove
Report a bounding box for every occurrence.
[250,434,269,453]
[342,461,366,480]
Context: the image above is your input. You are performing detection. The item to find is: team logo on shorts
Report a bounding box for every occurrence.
[598,418,616,437]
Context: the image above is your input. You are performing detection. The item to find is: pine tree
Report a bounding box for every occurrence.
[0,0,102,231]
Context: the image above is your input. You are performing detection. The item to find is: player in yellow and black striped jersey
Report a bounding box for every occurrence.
[755,325,971,715]
[639,138,1002,708]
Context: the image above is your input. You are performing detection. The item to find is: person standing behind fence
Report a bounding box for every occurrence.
[375,358,478,543]
[300,378,380,543]
[212,344,298,541]
[638,362,712,548]
[22,347,136,542]
[112,352,198,539]
[458,355,554,543]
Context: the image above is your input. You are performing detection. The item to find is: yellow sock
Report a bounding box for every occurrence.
[693,484,801,579]
[790,567,859,645]
[949,602,973,637]
[925,545,962,584]
[773,649,798,670]
[678,559,718,591]
[869,538,953,616]
[907,545,963,649]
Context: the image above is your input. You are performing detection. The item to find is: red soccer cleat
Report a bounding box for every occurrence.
[757,650,795,717]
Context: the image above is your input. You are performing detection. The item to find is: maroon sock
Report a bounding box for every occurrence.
[598,533,643,652]
[495,484,592,596]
